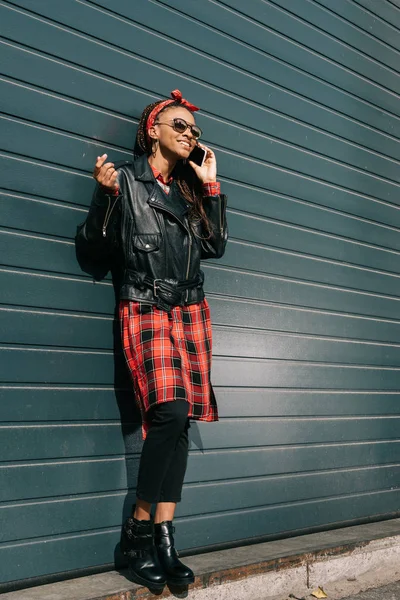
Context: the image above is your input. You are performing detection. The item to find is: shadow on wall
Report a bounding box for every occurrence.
[110,292,206,571]
[111,309,142,570]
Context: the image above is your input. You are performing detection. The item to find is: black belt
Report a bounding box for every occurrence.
[125,269,204,311]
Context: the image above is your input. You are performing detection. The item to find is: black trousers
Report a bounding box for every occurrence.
[136,400,190,504]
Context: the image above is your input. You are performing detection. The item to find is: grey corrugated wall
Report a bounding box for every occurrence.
[1,0,400,588]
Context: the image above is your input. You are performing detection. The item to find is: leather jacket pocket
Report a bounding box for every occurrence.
[132,233,161,253]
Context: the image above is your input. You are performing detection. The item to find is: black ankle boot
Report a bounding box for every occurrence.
[120,515,166,590]
[154,521,194,586]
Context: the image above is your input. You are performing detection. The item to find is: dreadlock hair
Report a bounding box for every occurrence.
[134,99,212,238]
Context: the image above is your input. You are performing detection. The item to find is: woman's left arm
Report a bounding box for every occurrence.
[189,145,228,260]
[199,192,228,259]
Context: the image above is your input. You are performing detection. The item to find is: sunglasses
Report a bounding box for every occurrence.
[154,117,202,139]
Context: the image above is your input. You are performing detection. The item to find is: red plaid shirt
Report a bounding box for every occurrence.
[150,166,220,196]
[120,299,218,439]
[106,164,220,197]
[116,162,221,438]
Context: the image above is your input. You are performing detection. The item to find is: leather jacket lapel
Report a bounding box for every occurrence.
[148,182,188,229]
[133,154,189,227]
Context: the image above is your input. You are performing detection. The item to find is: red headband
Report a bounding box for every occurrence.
[146,89,199,140]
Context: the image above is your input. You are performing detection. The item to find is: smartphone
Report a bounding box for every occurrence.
[189,145,206,167]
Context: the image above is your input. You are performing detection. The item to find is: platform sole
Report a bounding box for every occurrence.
[121,542,167,590]
[128,568,167,591]
[165,574,195,586]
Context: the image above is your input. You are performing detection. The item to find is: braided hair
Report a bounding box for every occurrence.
[134,100,212,238]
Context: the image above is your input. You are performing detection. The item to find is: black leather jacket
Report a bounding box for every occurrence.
[75,154,228,306]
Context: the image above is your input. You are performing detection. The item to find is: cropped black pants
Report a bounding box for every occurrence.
[136,400,190,504]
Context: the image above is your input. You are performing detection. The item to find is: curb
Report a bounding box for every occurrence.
[2,518,400,600]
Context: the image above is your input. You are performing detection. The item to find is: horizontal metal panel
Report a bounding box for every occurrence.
[0,387,399,422]
[0,422,135,461]
[177,490,400,550]
[3,147,400,241]
[192,416,400,449]
[0,387,123,422]
[206,269,400,326]
[3,266,400,330]
[227,211,400,274]
[2,346,400,387]
[2,465,399,542]
[246,0,400,78]
[267,0,400,71]
[0,269,115,315]
[0,347,115,384]
[221,182,400,253]
[310,0,400,53]
[3,147,397,232]
[352,0,400,27]
[2,441,399,502]
[215,389,400,418]
[0,115,130,174]
[2,308,400,366]
[143,0,400,123]
[212,357,400,390]
[213,327,400,366]
[3,229,400,298]
[0,154,93,205]
[13,0,399,144]
[0,491,127,543]
[1,0,400,585]
[0,457,137,503]
[3,73,400,194]
[221,241,400,297]
[384,0,400,10]
[0,77,136,149]
[0,230,79,276]
[1,417,399,462]
[0,191,86,239]
[0,490,399,584]
[0,529,119,585]
[4,33,400,182]
[3,1,400,169]
[215,152,400,228]
[2,101,400,234]
[0,308,112,350]
[180,465,400,516]
[4,109,400,220]
[0,42,155,130]
[179,0,400,98]
[1,158,400,253]
[4,103,400,214]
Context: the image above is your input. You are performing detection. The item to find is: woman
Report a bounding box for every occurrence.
[75,90,228,590]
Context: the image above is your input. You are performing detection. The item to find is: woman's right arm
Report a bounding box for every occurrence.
[75,155,122,280]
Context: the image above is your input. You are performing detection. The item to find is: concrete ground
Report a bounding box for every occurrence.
[339,580,400,599]
[2,519,400,600]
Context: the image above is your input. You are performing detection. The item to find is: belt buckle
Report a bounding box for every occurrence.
[153,279,162,297]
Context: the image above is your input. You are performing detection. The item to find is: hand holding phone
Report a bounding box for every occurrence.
[188,143,217,184]
[189,145,206,167]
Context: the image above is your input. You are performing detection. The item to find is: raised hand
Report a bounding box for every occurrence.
[188,143,217,184]
[93,154,119,191]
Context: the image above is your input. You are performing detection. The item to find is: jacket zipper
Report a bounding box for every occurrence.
[148,197,194,299]
[185,233,192,302]
[148,198,193,300]
[219,196,224,235]
[102,196,118,238]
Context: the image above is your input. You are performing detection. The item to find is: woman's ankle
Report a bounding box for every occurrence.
[134,499,152,521]
[154,501,176,524]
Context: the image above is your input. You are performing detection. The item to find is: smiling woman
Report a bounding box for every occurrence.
[75,90,228,591]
